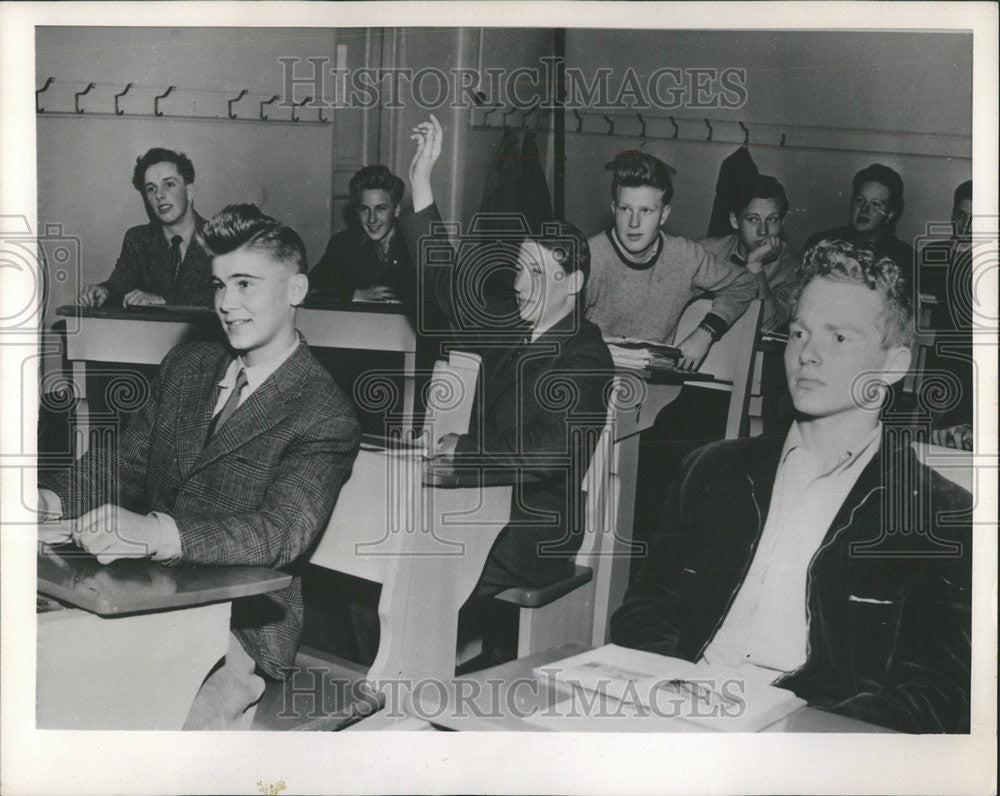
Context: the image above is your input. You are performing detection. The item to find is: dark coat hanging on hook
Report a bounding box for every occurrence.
[480,127,553,233]
[519,128,554,232]
[706,145,758,238]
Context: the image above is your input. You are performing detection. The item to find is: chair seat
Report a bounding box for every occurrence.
[493,565,593,608]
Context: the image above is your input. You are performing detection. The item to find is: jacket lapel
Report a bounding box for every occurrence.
[175,351,229,480]
[191,341,310,474]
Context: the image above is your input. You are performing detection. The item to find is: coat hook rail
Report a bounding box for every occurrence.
[36,77,55,113]
[154,85,175,117]
[114,83,133,116]
[75,83,95,114]
[227,89,249,120]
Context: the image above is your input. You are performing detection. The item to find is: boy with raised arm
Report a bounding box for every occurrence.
[401,114,613,594]
[42,204,361,728]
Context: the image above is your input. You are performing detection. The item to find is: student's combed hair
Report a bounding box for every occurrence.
[606,150,675,204]
[953,179,972,206]
[732,174,789,217]
[796,239,914,349]
[528,220,591,285]
[131,148,195,191]
[349,165,405,205]
[852,163,904,216]
[202,204,307,274]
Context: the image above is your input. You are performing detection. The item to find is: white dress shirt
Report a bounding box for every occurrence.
[701,421,881,682]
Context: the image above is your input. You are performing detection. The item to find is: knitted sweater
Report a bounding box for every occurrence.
[584,228,758,345]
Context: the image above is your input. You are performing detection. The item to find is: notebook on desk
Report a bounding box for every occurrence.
[526,644,805,732]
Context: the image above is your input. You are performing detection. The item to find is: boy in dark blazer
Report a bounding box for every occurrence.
[41,204,361,728]
[402,115,613,593]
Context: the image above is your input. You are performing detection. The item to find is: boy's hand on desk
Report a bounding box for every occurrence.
[432,432,461,458]
[675,327,713,371]
[76,284,109,307]
[123,289,166,307]
[354,285,397,302]
[72,503,162,564]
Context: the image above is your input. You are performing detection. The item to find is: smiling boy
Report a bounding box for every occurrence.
[77,148,213,308]
[308,164,414,305]
[611,239,972,733]
[42,204,361,727]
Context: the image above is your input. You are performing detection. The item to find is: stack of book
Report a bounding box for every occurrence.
[604,337,682,372]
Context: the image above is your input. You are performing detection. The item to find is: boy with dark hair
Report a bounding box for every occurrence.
[77,147,213,307]
[611,239,971,733]
[584,150,760,371]
[402,114,612,595]
[42,204,361,728]
[805,162,915,286]
[699,174,800,330]
[309,164,414,305]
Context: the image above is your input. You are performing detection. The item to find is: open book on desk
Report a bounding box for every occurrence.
[604,337,682,370]
[526,644,805,732]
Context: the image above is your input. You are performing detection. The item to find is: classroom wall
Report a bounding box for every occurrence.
[380,28,555,228]
[35,27,346,323]
[561,30,973,253]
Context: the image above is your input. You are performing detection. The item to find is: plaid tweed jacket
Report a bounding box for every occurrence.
[46,338,361,677]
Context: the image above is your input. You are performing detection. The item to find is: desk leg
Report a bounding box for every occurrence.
[594,432,642,645]
[70,360,91,456]
[402,352,417,435]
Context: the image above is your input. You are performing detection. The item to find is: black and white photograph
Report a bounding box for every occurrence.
[1,3,996,794]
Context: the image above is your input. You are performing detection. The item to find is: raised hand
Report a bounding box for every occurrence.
[409,114,443,212]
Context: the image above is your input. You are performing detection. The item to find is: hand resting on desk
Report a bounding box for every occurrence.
[123,288,167,307]
[60,503,165,564]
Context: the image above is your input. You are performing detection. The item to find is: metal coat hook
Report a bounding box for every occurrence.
[291,96,312,122]
[739,121,749,146]
[36,77,54,113]
[572,108,583,133]
[114,83,133,115]
[669,116,679,139]
[75,83,95,114]
[636,113,647,145]
[260,95,279,120]
[227,89,248,120]
[603,114,615,135]
[704,118,713,142]
[780,131,787,147]
[317,106,328,123]
[154,86,176,117]
[502,106,517,128]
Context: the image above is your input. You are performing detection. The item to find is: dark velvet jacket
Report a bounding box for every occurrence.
[610,431,972,733]
[805,225,916,288]
[399,204,614,588]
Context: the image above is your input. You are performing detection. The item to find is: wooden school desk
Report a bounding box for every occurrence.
[54,302,419,447]
[406,643,897,733]
[36,545,291,730]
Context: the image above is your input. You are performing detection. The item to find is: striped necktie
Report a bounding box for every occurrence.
[207,368,248,441]
[170,235,184,284]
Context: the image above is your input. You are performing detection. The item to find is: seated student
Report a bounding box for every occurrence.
[919,179,974,447]
[611,240,971,733]
[77,147,213,308]
[402,114,613,594]
[699,174,800,331]
[40,204,362,728]
[308,165,414,305]
[583,150,759,371]
[805,163,915,287]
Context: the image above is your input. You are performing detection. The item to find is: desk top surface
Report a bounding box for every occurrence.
[37,544,291,616]
[57,301,412,322]
[412,643,895,733]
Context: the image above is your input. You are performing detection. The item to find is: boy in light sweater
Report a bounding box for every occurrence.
[584,151,762,370]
